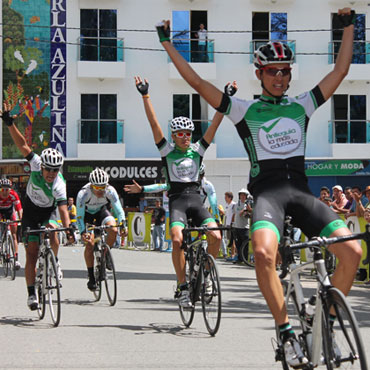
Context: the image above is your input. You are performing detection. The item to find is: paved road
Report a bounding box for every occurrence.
[0,244,370,369]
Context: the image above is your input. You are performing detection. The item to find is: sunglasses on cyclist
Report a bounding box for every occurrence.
[0,187,10,192]
[173,132,192,139]
[42,166,59,173]
[91,184,107,190]
[261,67,291,77]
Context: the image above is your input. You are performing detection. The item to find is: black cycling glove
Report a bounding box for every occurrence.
[1,111,14,126]
[156,21,171,43]
[136,81,149,96]
[338,10,356,28]
[224,84,237,97]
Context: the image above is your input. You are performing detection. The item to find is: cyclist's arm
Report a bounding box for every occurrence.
[317,9,354,101]
[6,121,32,157]
[58,203,71,228]
[157,22,223,109]
[76,190,87,234]
[204,181,220,220]
[143,183,169,193]
[203,111,224,145]
[109,187,126,226]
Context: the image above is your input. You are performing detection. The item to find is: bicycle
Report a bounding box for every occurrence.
[0,219,20,280]
[178,225,227,336]
[86,224,118,306]
[240,237,255,267]
[25,225,73,327]
[274,224,370,369]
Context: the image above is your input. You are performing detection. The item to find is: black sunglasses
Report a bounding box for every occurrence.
[42,166,59,173]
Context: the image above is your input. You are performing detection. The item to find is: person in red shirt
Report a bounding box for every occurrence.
[0,178,23,269]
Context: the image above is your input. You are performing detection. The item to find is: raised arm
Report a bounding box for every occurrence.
[0,102,31,157]
[156,21,223,109]
[203,81,238,144]
[135,76,164,144]
[318,8,355,101]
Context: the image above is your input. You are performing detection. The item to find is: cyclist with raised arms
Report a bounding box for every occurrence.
[134,76,224,308]
[0,178,23,270]
[1,103,74,310]
[76,168,126,291]
[155,8,362,367]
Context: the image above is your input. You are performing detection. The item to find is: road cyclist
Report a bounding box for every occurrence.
[155,8,363,368]
[1,102,74,311]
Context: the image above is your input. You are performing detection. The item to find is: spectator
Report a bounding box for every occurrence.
[364,208,370,223]
[333,186,353,215]
[152,199,166,251]
[138,194,148,213]
[346,186,364,219]
[232,189,252,263]
[194,23,208,62]
[224,191,236,261]
[356,185,370,218]
[330,185,347,213]
[67,197,77,226]
[319,186,331,203]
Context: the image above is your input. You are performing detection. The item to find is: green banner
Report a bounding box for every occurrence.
[305,160,370,176]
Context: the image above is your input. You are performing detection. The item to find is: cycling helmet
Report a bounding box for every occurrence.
[40,148,64,169]
[170,116,194,132]
[254,42,294,69]
[199,163,206,175]
[89,168,109,186]
[0,178,12,188]
[238,188,249,196]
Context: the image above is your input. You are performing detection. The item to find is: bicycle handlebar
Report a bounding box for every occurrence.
[182,225,231,235]
[25,226,74,235]
[86,223,123,232]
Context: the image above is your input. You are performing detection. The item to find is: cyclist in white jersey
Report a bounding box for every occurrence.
[1,103,74,310]
[156,8,363,367]
[76,168,126,291]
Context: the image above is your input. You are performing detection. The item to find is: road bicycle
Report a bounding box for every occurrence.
[274,224,369,369]
[0,219,20,280]
[86,224,118,306]
[25,225,73,327]
[240,237,255,267]
[178,225,227,336]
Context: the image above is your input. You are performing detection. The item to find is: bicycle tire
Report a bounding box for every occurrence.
[6,233,16,280]
[93,247,103,302]
[45,250,61,327]
[322,287,367,370]
[36,275,46,320]
[103,245,117,306]
[179,251,195,328]
[240,240,255,268]
[201,254,222,336]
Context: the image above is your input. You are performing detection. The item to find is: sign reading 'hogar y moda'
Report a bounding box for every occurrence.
[305,160,370,176]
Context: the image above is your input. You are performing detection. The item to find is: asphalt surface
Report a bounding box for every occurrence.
[0,244,370,369]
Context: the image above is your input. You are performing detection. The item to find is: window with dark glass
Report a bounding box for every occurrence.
[81,94,117,143]
[80,9,117,61]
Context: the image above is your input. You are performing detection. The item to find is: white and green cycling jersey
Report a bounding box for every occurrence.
[218,86,325,193]
[26,152,67,208]
[156,137,209,196]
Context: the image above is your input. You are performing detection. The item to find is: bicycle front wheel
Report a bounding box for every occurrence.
[240,240,255,268]
[36,276,46,320]
[103,246,117,306]
[93,251,102,302]
[45,250,61,327]
[322,287,367,370]
[5,233,16,280]
[201,254,222,336]
[179,253,195,328]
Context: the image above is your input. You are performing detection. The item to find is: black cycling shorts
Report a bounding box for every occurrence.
[0,207,15,221]
[84,206,114,233]
[169,192,214,229]
[251,180,346,242]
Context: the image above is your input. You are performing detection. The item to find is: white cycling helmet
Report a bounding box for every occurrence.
[170,116,194,132]
[89,168,109,186]
[199,163,206,175]
[40,148,64,169]
[254,41,294,69]
[238,188,249,196]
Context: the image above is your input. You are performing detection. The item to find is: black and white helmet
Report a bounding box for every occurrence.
[199,163,206,175]
[254,42,294,69]
[170,116,194,132]
[0,178,12,188]
[89,168,109,186]
[40,148,64,169]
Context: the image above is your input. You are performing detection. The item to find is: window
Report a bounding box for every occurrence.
[81,94,118,143]
[331,13,365,64]
[80,9,117,61]
[332,95,366,143]
[172,10,212,63]
[172,94,209,143]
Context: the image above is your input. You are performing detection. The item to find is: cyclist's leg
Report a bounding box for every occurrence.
[100,209,117,248]
[204,221,221,259]
[170,225,185,284]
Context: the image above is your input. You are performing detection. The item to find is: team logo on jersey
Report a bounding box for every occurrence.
[171,158,197,181]
[258,117,302,154]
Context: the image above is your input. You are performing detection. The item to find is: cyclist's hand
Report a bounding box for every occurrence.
[0,102,16,127]
[224,81,238,96]
[337,8,356,27]
[120,227,128,238]
[124,180,142,193]
[156,20,171,43]
[134,76,149,96]
[82,232,92,243]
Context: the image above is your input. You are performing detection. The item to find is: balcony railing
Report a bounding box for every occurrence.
[78,119,124,144]
[328,119,370,144]
[168,119,214,143]
[169,38,215,63]
[249,39,296,64]
[78,36,124,62]
[328,40,370,64]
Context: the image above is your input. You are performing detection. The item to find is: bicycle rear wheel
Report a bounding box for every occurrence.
[240,240,255,268]
[5,233,16,280]
[45,250,61,327]
[201,255,222,336]
[322,287,367,370]
[179,253,195,328]
[103,246,117,306]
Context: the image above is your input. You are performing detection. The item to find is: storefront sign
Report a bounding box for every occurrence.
[305,160,370,176]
